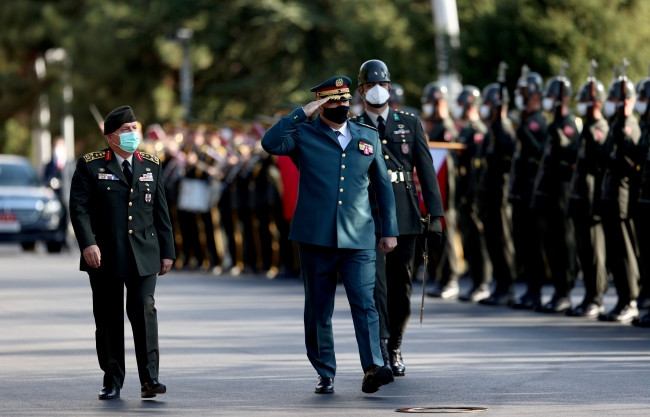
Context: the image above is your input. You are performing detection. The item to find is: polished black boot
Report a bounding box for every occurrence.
[380,338,391,368]
[388,336,405,377]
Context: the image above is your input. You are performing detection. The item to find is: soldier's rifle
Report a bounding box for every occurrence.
[569,59,597,199]
[507,64,529,201]
[531,61,568,207]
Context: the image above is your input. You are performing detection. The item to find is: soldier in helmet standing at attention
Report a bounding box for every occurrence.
[567,63,610,318]
[509,66,549,310]
[453,85,491,302]
[420,81,462,300]
[353,59,444,377]
[533,67,580,314]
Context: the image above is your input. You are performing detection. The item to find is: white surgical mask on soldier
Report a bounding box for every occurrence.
[365,85,390,106]
[604,101,617,118]
[479,104,491,120]
[542,97,554,112]
[351,104,364,116]
[576,102,589,117]
[514,94,525,111]
[634,101,648,116]
[421,103,434,117]
[452,105,464,120]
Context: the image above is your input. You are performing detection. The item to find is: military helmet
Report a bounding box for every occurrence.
[575,79,606,103]
[456,85,481,108]
[543,76,572,99]
[358,59,391,85]
[421,81,448,103]
[389,82,405,106]
[636,77,650,100]
[607,78,636,100]
[517,72,544,96]
[482,83,509,105]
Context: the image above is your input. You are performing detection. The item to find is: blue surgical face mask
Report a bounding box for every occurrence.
[114,131,140,153]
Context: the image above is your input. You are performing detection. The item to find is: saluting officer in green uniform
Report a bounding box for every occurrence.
[70,106,175,400]
[353,60,444,377]
[262,76,399,395]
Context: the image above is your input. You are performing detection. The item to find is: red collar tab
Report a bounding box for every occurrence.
[134,151,143,162]
[104,150,112,161]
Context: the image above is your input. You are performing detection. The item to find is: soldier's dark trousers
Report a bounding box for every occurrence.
[602,215,640,304]
[298,243,383,378]
[89,271,159,389]
[633,207,650,300]
[511,196,546,293]
[570,200,607,303]
[384,235,418,343]
[459,203,492,289]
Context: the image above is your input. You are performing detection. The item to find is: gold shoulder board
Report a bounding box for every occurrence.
[83,151,106,163]
[140,152,160,165]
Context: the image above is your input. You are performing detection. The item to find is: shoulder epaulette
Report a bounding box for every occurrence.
[139,151,160,165]
[83,151,106,163]
[350,118,377,131]
[399,110,417,118]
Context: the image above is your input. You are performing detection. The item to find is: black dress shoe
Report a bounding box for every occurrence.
[539,295,572,313]
[479,291,514,306]
[509,292,541,310]
[362,364,394,393]
[141,379,167,398]
[632,311,650,327]
[598,301,638,323]
[568,301,604,318]
[389,348,405,377]
[98,386,120,400]
[314,376,334,394]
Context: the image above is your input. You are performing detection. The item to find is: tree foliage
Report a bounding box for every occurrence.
[1,0,650,156]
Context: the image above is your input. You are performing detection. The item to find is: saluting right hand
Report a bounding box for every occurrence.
[83,244,101,268]
[302,97,331,117]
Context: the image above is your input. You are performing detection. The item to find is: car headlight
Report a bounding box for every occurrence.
[40,199,63,229]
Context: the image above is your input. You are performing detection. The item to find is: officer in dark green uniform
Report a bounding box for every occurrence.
[70,106,175,400]
[354,59,444,377]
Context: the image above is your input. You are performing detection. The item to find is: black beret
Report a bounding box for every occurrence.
[103,105,136,135]
[310,76,353,101]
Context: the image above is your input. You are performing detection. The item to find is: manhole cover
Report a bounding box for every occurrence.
[396,407,488,413]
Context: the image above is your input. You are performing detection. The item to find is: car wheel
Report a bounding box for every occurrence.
[46,241,63,253]
[21,242,36,251]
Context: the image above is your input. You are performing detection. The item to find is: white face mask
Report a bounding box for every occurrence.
[576,102,589,117]
[514,94,525,111]
[479,104,492,120]
[421,103,434,117]
[604,101,617,118]
[452,105,465,120]
[542,97,555,112]
[634,101,648,116]
[364,85,390,107]
[351,104,364,116]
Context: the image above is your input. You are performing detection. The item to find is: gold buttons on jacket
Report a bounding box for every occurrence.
[128,229,133,234]
[341,165,346,169]
[339,188,343,192]
[338,201,342,205]
[129,202,133,207]
[340,177,344,181]
[382,140,387,144]
[128,216,132,220]
[342,153,346,157]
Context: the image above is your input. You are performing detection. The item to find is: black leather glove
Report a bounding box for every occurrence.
[427,216,444,246]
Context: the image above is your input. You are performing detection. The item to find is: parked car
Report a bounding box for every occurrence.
[0,154,66,252]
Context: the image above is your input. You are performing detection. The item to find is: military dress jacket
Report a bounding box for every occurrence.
[261,107,398,249]
[356,109,443,235]
[70,148,176,277]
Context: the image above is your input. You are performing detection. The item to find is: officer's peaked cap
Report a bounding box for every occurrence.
[310,76,353,101]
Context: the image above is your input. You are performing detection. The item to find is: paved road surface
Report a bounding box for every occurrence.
[0,244,648,416]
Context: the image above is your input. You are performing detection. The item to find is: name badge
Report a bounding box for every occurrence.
[145,193,152,203]
[98,173,119,180]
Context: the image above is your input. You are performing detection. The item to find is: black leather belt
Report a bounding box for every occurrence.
[388,170,413,183]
